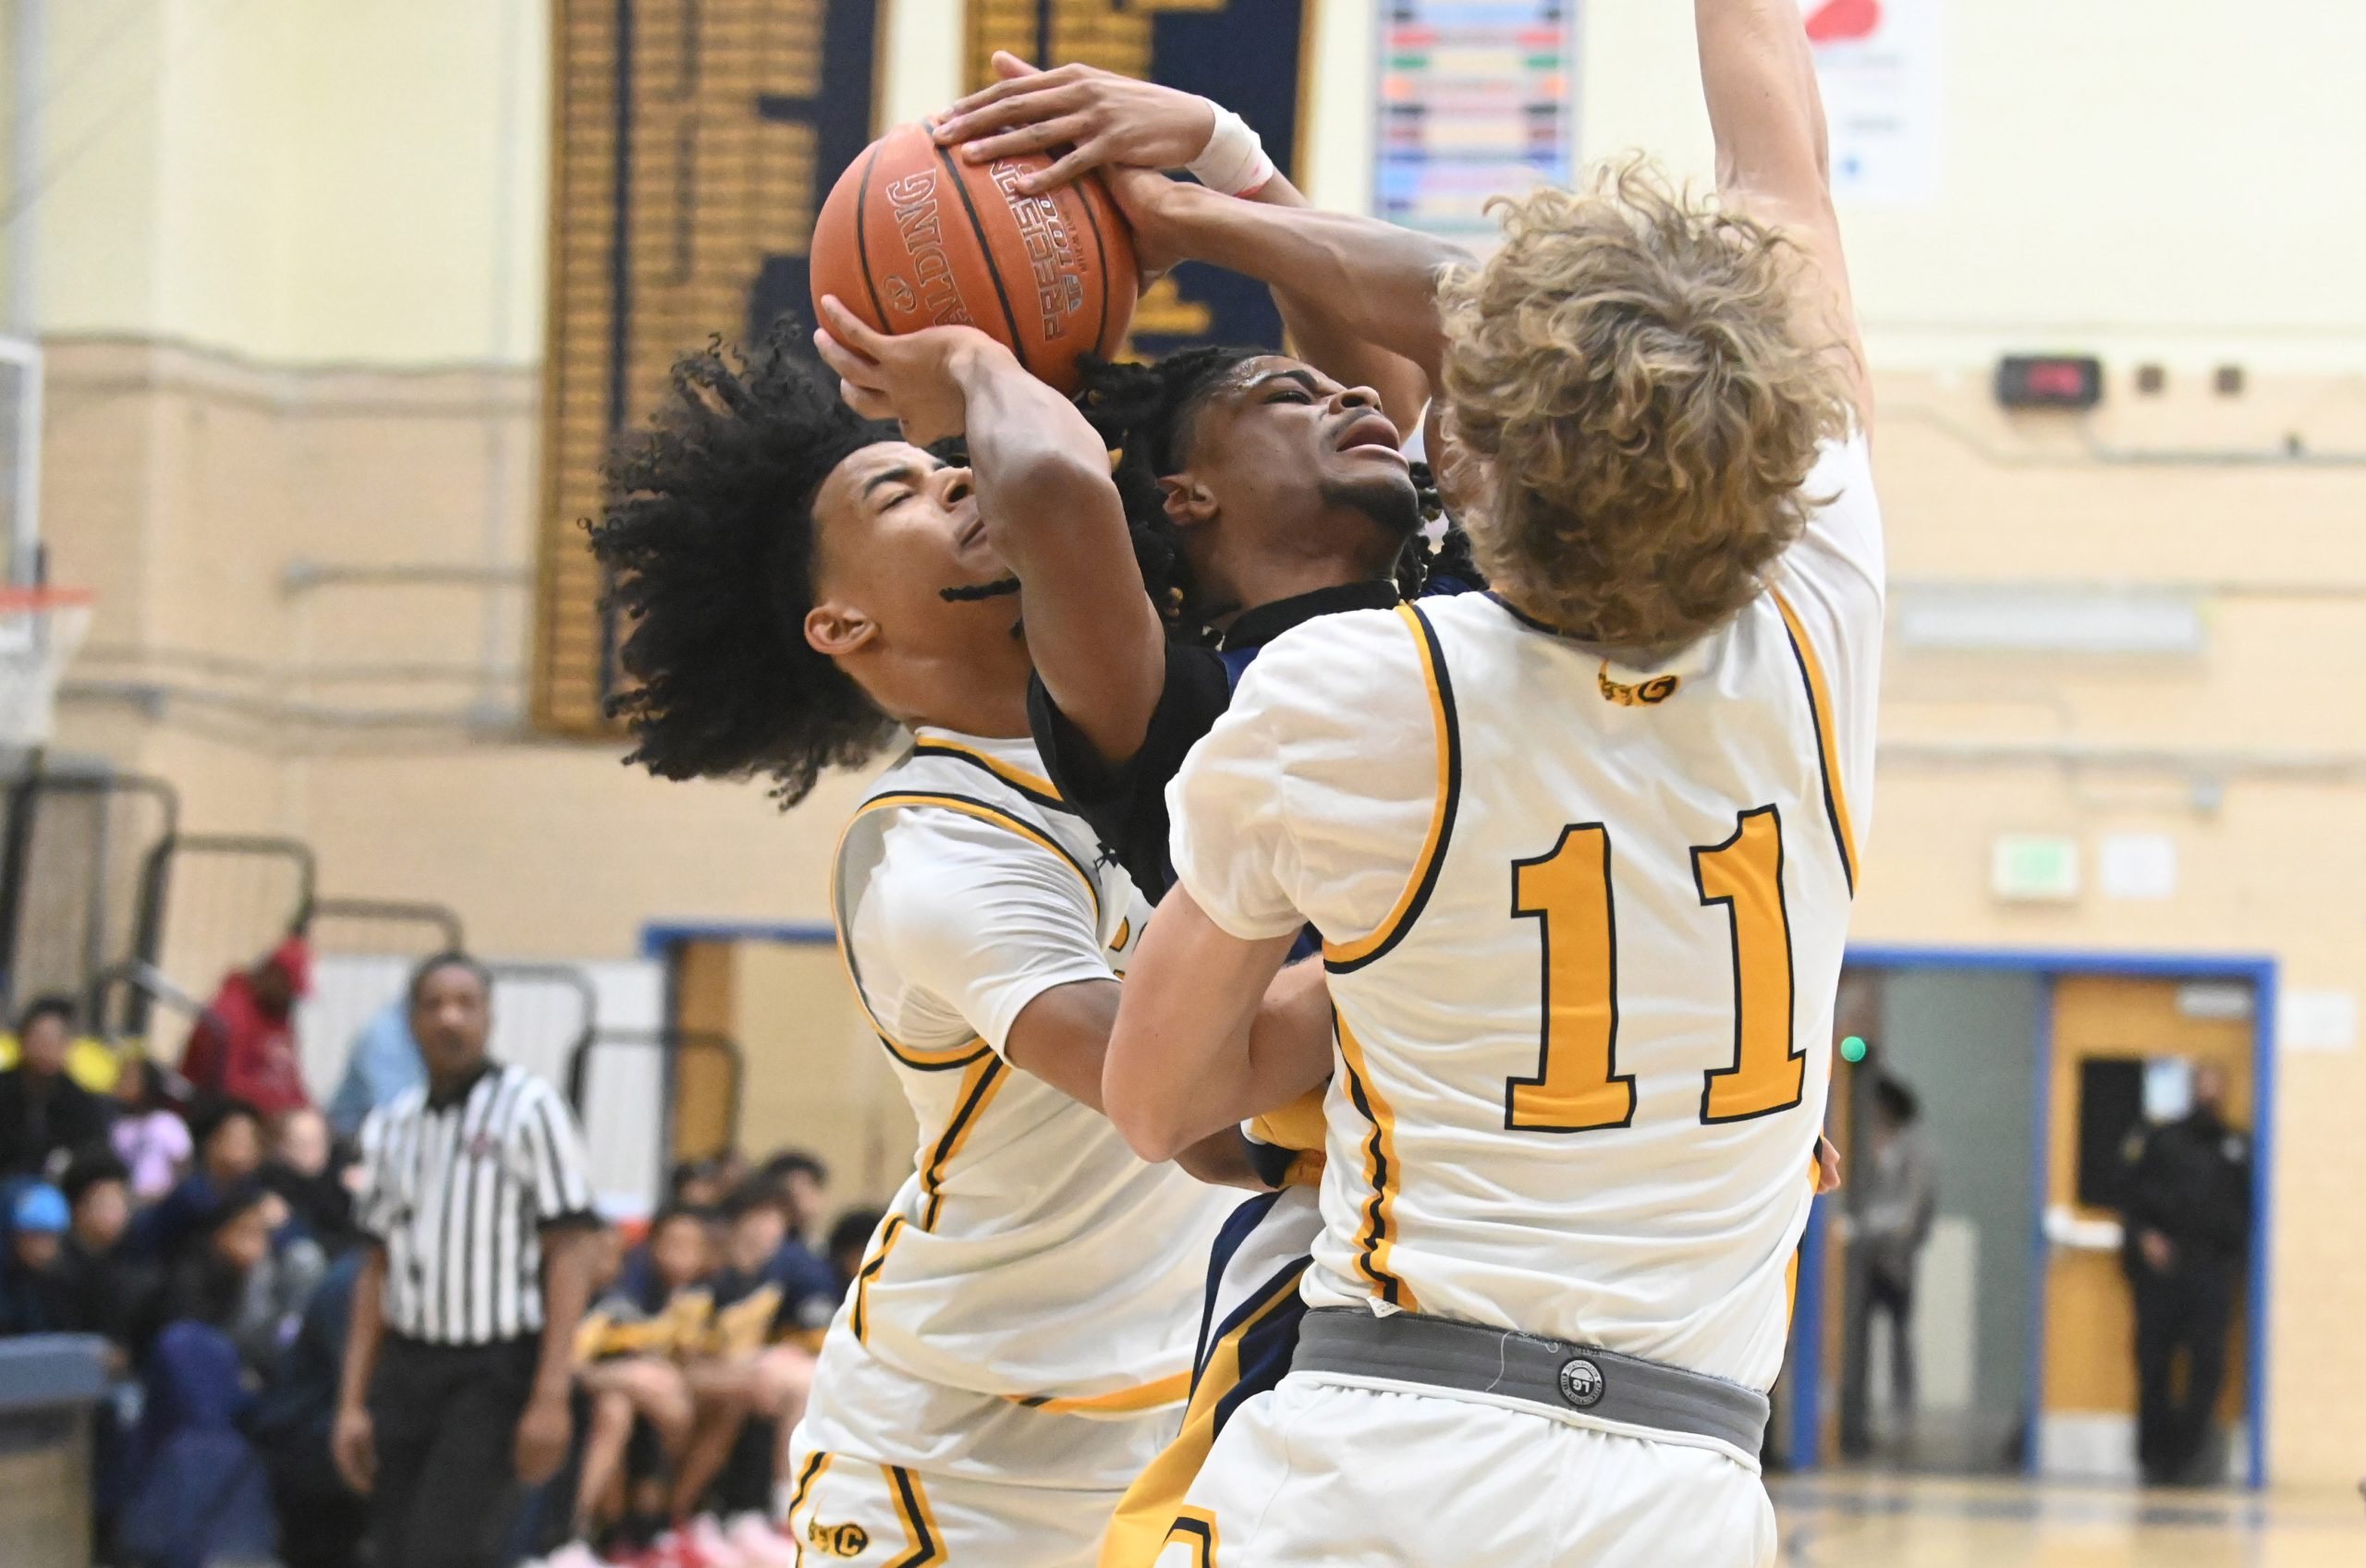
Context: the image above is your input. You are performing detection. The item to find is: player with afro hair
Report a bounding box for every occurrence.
[587,329,1027,806]
[604,314,1323,1564]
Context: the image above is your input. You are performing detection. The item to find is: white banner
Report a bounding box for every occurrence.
[1808,0,1945,205]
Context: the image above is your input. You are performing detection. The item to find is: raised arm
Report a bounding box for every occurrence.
[1253,176,1429,439]
[1695,0,1870,424]
[814,302,1165,767]
[932,56,1430,434]
[1106,167,1468,390]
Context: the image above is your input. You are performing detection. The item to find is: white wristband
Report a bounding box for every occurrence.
[1187,102,1278,198]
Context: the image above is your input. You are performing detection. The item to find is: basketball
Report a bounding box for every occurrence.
[810,120,1137,395]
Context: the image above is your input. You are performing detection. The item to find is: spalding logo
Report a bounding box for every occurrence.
[807,1519,872,1558]
[882,172,977,330]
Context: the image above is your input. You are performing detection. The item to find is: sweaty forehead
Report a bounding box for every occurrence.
[1210,355,1335,402]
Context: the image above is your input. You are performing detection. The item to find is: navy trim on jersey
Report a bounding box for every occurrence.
[1773,604,1859,897]
[1191,1189,1287,1376]
[1213,1265,1312,1433]
[1324,602,1463,975]
[909,740,1067,811]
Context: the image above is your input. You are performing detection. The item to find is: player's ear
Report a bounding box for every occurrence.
[805,600,878,659]
[1159,473,1218,530]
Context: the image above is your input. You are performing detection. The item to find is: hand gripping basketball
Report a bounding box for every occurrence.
[932,52,1220,195]
[809,119,1137,395]
[812,298,1003,449]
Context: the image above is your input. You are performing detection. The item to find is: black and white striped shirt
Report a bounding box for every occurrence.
[355,1062,597,1345]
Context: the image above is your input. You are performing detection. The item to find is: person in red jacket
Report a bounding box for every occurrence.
[181,934,311,1115]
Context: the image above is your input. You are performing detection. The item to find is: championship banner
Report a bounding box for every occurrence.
[536,0,884,735]
[961,0,1314,360]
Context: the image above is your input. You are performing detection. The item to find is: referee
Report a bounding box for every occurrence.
[334,953,602,1568]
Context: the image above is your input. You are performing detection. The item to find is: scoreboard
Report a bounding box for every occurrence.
[1377,0,1579,242]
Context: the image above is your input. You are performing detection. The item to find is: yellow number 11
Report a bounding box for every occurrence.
[1506,806,1803,1132]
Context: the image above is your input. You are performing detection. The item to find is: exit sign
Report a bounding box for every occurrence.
[1992,834,2079,903]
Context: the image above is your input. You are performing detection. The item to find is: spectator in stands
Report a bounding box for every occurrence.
[0,1181,70,1332]
[325,997,423,1142]
[158,1178,318,1380]
[0,997,114,1180]
[823,1209,884,1301]
[668,1156,733,1213]
[55,1152,151,1558]
[755,1150,835,1319]
[616,1156,768,1305]
[704,1182,827,1536]
[556,1212,710,1564]
[0,1001,124,1092]
[739,1183,836,1334]
[141,1098,267,1261]
[664,1158,824,1305]
[111,1054,193,1202]
[662,1207,788,1564]
[49,1150,159,1371]
[261,1107,359,1256]
[116,1323,278,1568]
[249,1250,369,1568]
[761,1149,828,1250]
[181,931,312,1116]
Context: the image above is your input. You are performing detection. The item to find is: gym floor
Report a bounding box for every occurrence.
[1770,1473,2365,1566]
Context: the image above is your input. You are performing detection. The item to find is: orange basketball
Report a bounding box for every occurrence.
[810,121,1137,396]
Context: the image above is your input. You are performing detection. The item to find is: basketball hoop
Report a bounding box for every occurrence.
[0,587,93,751]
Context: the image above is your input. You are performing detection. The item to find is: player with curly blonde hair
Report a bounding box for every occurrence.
[1080,0,1880,1562]
[1104,30,1869,662]
[1435,158,1853,650]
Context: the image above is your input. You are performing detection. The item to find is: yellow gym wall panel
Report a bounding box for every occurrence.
[730,936,920,1206]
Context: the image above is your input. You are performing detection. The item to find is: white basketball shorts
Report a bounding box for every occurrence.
[1148,1375,1777,1568]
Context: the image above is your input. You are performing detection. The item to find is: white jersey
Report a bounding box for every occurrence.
[808,727,1231,1487]
[1170,435,1882,1391]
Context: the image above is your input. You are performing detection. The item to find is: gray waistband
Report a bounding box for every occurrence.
[1291,1307,1768,1460]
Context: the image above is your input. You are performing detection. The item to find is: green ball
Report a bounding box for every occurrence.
[1840,1035,1868,1064]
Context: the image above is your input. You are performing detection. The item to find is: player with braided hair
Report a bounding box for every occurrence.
[1070,344,1259,635]
[588,327,1322,1568]
[933,54,1477,907]
[897,62,1484,1568]
[1072,348,1466,641]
